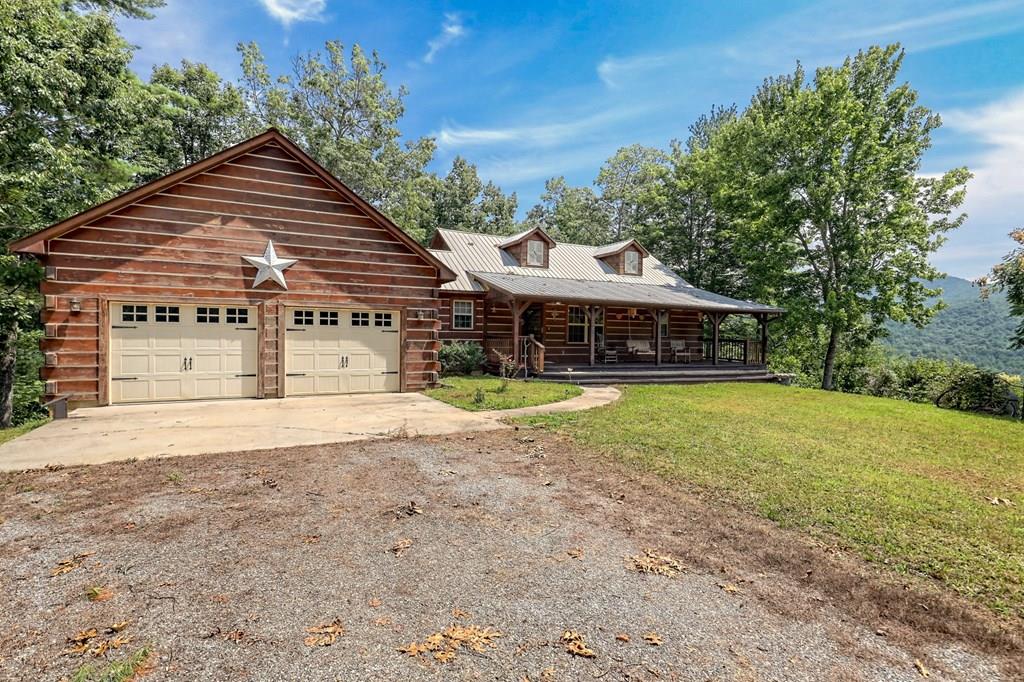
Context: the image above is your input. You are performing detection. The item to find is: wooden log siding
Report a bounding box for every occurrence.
[37,141,444,406]
[438,292,486,343]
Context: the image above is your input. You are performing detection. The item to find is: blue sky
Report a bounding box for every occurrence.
[119,0,1024,278]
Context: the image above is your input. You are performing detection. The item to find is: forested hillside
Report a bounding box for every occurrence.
[884,277,1024,374]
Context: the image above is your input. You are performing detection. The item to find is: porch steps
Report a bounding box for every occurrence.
[531,364,778,386]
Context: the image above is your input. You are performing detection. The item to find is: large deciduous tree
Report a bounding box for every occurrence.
[0,0,148,426]
[414,156,518,241]
[595,144,667,242]
[979,229,1024,349]
[524,177,611,245]
[711,45,969,389]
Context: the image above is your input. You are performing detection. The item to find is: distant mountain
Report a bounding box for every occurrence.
[883,276,1024,375]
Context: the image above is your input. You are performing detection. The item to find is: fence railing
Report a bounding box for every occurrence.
[701,338,765,365]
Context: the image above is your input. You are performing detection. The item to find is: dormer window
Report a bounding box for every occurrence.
[527,239,546,267]
[624,249,640,274]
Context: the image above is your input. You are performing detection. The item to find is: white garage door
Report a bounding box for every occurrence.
[110,303,259,403]
[285,307,401,395]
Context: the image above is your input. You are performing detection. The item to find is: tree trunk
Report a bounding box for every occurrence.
[821,323,841,391]
[0,324,17,428]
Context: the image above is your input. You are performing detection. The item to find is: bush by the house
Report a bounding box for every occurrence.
[439,341,487,376]
[14,329,46,425]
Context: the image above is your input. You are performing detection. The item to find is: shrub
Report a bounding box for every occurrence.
[13,329,46,425]
[438,341,486,376]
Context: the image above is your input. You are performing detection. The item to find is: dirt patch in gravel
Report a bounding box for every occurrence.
[0,428,1019,681]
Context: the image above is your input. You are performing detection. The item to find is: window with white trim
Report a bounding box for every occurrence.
[624,249,640,274]
[225,307,248,324]
[452,300,474,330]
[567,305,588,344]
[319,310,339,326]
[374,312,393,327]
[122,304,148,323]
[293,310,314,326]
[351,311,370,327]
[196,307,220,323]
[526,239,546,266]
[155,305,179,323]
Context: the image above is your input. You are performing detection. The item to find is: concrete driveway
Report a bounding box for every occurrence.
[0,393,506,471]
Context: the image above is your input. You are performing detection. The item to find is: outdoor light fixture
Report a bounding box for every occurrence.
[69,298,81,313]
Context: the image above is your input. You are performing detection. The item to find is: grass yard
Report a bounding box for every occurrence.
[0,418,48,447]
[523,383,1024,618]
[426,375,582,411]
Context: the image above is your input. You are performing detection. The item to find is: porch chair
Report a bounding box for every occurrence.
[627,338,656,362]
[670,339,700,364]
[599,345,618,364]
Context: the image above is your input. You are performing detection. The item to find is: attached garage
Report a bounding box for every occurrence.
[109,303,258,403]
[285,307,400,396]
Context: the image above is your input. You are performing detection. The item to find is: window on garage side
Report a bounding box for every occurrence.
[319,311,339,326]
[453,300,474,330]
[197,307,220,323]
[374,312,393,328]
[226,307,248,324]
[293,310,314,326]
[122,304,148,322]
[351,311,369,327]
[567,305,588,343]
[155,305,179,323]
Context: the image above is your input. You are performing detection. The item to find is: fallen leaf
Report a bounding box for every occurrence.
[391,538,413,556]
[567,547,584,560]
[642,632,663,646]
[399,623,501,663]
[560,630,596,658]
[85,586,113,602]
[452,608,471,619]
[51,552,94,577]
[106,621,129,634]
[718,582,743,594]
[369,598,382,608]
[304,618,344,647]
[301,535,321,544]
[914,659,930,677]
[615,633,631,643]
[628,549,685,577]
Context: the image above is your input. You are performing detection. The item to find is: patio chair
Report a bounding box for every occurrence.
[670,339,700,364]
[627,339,656,362]
[600,346,618,364]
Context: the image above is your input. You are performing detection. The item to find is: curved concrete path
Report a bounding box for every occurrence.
[478,384,621,419]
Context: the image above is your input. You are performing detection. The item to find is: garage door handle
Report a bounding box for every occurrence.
[235,373,257,377]
[286,373,307,377]
[286,327,306,332]
[381,371,399,375]
[381,329,399,333]
[111,325,137,329]
[235,327,257,331]
[112,377,138,381]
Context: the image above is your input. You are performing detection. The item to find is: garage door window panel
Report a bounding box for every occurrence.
[197,307,220,323]
[294,310,314,326]
[155,305,179,323]
[320,311,339,326]
[351,312,369,327]
[374,312,393,327]
[225,308,248,324]
[122,305,148,323]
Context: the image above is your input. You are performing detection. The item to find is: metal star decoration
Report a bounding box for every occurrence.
[242,240,297,290]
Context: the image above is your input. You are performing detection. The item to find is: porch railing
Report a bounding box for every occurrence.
[485,337,514,365]
[702,337,765,365]
[521,335,545,376]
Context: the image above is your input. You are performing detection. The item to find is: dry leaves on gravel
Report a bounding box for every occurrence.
[642,632,663,646]
[391,538,414,556]
[718,582,743,594]
[560,630,596,658]
[304,618,345,647]
[64,622,132,657]
[399,624,502,663]
[914,659,930,677]
[51,551,94,577]
[627,549,684,577]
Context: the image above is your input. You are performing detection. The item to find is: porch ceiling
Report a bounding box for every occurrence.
[469,271,783,314]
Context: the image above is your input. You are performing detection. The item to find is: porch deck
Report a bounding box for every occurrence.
[532,362,778,386]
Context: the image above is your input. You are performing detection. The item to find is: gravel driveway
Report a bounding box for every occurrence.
[0,429,1016,680]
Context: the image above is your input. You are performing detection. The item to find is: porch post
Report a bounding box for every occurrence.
[759,313,768,365]
[512,298,521,369]
[712,313,721,366]
[655,310,663,366]
[588,305,596,367]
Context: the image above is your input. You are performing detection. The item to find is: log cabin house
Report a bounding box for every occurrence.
[10,128,782,409]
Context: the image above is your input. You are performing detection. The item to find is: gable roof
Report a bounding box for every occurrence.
[496,225,556,249]
[593,237,650,259]
[8,129,456,282]
[429,228,783,314]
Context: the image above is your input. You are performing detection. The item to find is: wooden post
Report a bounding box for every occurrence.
[655,310,663,366]
[759,313,769,365]
[512,298,520,369]
[588,305,596,367]
[712,313,721,366]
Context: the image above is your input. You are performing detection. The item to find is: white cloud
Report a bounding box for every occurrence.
[597,54,671,88]
[934,90,1024,276]
[258,0,326,27]
[435,106,651,150]
[424,13,467,63]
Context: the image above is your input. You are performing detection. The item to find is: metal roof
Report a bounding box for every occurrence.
[469,271,784,313]
[592,238,647,258]
[430,228,691,291]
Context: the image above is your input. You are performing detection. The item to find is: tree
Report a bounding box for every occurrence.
[133,61,245,181]
[413,157,519,240]
[237,41,436,236]
[595,144,667,242]
[0,0,149,426]
[710,45,969,389]
[979,229,1024,349]
[524,177,610,245]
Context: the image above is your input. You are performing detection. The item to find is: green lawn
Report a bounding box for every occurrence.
[426,375,582,411]
[0,418,48,447]
[522,383,1024,617]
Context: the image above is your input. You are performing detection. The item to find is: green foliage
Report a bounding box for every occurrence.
[472,387,486,405]
[595,144,667,241]
[413,156,518,242]
[522,383,1024,616]
[708,45,969,389]
[438,341,487,376]
[883,276,1024,375]
[524,176,611,245]
[14,329,45,425]
[979,229,1024,349]
[71,647,151,682]
[426,375,581,411]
